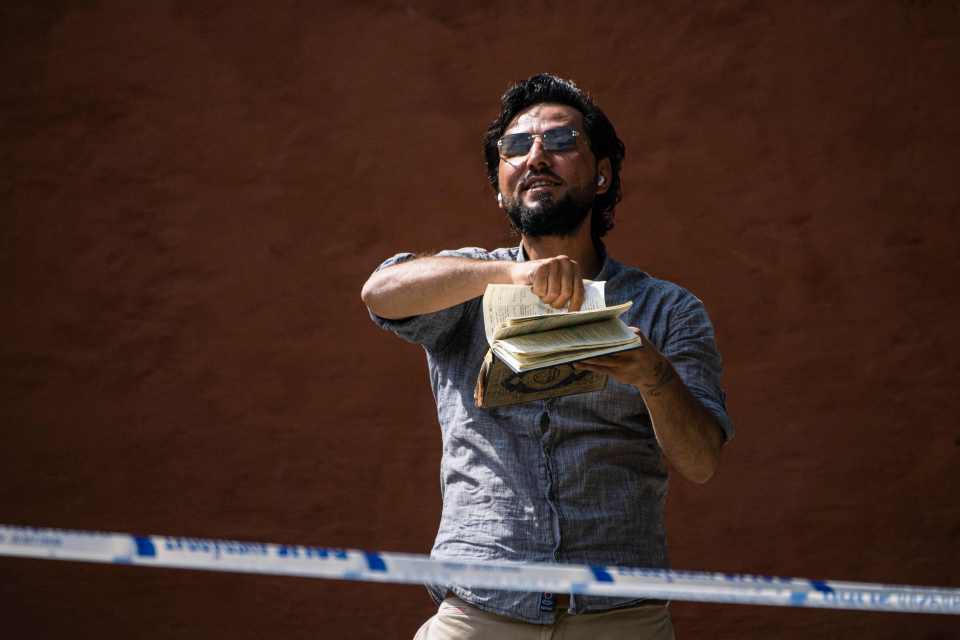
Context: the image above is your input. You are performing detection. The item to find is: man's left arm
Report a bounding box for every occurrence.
[574,321,730,484]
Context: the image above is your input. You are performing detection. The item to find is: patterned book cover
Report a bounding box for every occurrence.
[474,348,608,408]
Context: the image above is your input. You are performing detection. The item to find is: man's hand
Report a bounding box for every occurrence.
[511,255,585,311]
[574,327,678,395]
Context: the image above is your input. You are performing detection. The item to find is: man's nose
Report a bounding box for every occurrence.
[525,137,550,169]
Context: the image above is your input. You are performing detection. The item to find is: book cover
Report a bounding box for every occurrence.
[474,348,607,408]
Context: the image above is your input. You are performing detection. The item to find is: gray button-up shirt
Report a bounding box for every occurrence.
[369,244,733,624]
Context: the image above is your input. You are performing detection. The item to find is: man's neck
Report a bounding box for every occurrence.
[522,227,603,279]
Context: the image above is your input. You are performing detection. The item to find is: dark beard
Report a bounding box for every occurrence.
[505,188,593,238]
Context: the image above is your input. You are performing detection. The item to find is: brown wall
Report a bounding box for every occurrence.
[2,1,958,637]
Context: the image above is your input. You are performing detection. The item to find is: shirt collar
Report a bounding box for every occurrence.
[515,240,615,281]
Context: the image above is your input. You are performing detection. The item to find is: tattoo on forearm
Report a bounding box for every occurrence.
[644,360,677,396]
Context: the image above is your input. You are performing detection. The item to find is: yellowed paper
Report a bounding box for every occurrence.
[482,282,606,343]
[493,302,632,340]
[496,318,638,355]
[492,342,642,372]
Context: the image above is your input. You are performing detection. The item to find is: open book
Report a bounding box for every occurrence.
[481,282,641,374]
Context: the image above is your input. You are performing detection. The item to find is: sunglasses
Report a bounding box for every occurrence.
[497,126,581,162]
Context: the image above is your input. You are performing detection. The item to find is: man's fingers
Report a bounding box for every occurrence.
[555,259,576,309]
[576,358,614,369]
[529,256,585,310]
[544,260,562,306]
[569,267,584,311]
[628,326,648,347]
[574,361,621,380]
[532,262,549,297]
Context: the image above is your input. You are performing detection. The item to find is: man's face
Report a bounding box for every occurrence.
[497,103,609,237]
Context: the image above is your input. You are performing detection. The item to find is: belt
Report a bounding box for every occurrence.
[553,594,668,611]
[446,592,666,613]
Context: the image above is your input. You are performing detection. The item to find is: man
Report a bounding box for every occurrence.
[362,74,733,639]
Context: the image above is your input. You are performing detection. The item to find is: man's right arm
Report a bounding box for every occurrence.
[361,254,586,320]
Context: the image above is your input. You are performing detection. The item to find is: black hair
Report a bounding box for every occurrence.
[483,73,626,240]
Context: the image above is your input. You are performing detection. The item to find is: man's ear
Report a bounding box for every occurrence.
[596,158,612,195]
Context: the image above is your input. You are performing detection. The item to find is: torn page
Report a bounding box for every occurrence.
[482,281,605,344]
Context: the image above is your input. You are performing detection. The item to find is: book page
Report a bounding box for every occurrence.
[496,318,638,356]
[482,281,605,343]
[492,341,641,373]
[493,302,632,340]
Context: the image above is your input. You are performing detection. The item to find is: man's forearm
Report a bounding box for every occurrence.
[361,256,515,319]
[638,369,725,484]
[573,340,726,484]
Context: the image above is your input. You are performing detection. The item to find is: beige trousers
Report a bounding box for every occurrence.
[414,596,675,640]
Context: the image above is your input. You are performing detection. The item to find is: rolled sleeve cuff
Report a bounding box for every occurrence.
[366,249,488,351]
[688,386,735,442]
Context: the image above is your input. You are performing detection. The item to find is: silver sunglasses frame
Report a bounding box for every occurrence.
[496,127,581,161]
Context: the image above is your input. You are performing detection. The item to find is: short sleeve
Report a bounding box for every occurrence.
[366,248,493,353]
[661,298,735,442]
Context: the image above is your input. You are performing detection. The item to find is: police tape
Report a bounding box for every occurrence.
[1,524,957,615]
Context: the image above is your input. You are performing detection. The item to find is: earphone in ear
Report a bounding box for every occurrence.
[597,175,606,186]
[497,192,503,205]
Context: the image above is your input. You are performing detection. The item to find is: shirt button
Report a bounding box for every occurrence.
[540,413,550,433]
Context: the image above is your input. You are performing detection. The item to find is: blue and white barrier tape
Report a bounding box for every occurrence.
[1,524,957,615]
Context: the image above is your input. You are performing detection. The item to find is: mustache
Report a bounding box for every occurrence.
[520,169,563,188]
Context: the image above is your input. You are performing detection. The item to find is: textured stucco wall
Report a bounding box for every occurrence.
[2,1,958,637]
